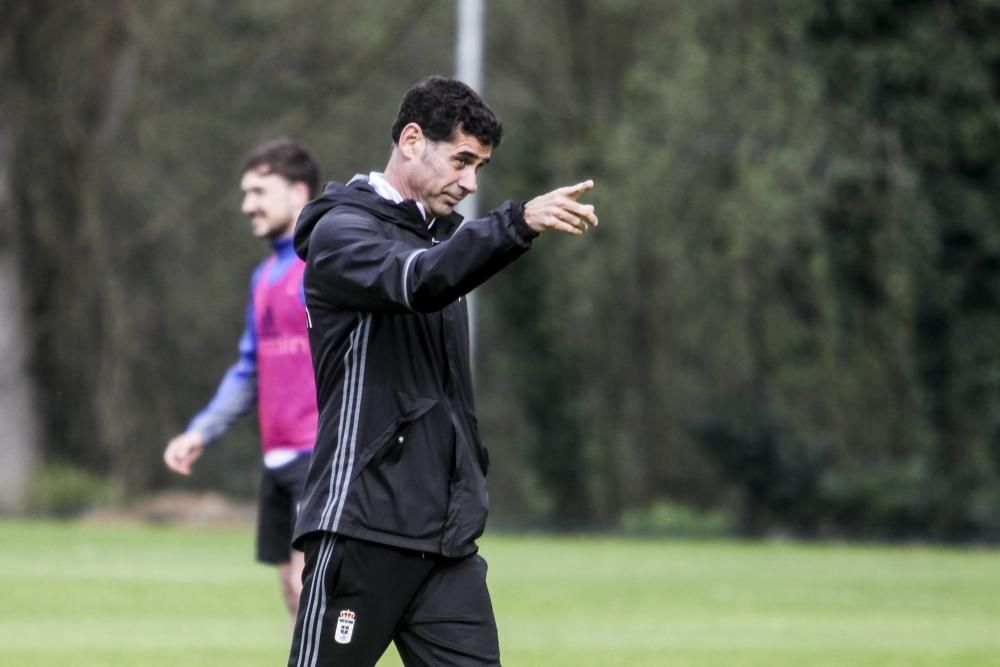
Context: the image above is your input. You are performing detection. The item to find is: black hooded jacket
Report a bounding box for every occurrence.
[292,177,537,557]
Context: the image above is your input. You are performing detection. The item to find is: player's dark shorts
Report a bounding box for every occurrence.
[256,452,311,564]
[288,534,500,667]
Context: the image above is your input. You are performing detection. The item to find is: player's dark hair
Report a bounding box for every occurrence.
[391,76,503,148]
[241,139,320,196]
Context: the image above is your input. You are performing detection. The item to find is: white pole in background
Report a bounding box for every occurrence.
[455,0,485,383]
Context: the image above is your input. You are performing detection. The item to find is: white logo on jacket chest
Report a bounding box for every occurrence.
[335,609,356,644]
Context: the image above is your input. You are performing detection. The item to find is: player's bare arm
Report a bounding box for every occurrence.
[523,180,598,236]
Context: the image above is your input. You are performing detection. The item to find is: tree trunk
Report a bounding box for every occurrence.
[0,127,38,509]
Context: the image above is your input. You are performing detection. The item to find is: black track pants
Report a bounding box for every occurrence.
[288,533,501,667]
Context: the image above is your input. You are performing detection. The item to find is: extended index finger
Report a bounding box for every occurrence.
[563,179,594,200]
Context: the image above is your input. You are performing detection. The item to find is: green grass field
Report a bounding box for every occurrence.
[1,519,998,666]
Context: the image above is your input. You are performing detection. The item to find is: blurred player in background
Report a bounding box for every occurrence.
[164,139,321,622]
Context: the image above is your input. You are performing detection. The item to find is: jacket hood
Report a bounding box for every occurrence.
[293,178,463,260]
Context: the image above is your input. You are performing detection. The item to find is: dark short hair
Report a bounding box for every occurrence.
[391,76,503,148]
[241,139,320,195]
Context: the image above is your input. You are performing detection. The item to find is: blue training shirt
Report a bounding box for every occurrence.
[186,236,305,448]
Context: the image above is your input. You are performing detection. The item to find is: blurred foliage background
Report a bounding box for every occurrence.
[1,0,999,541]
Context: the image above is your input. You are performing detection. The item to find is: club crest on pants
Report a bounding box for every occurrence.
[335,609,356,644]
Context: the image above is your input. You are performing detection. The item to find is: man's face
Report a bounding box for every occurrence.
[240,168,305,239]
[410,129,492,219]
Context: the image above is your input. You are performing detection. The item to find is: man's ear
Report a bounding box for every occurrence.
[291,180,312,205]
[397,122,426,159]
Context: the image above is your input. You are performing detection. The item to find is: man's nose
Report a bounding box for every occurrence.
[458,168,478,194]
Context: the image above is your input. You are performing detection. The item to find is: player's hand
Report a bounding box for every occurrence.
[163,431,206,476]
[524,180,598,236]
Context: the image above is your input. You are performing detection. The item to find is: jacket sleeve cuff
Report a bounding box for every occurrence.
[508,200,538,245]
